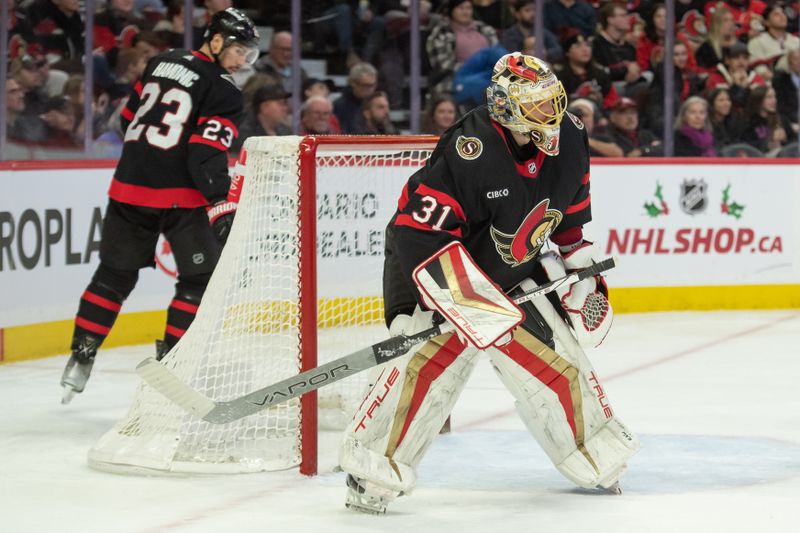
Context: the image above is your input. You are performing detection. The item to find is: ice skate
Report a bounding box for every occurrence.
[60,335,99,404]
[344,474,399,515]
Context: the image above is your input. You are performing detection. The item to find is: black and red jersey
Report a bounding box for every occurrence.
[110,49,243,209]
[386,105,592,310]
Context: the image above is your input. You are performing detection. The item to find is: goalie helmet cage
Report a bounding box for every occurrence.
[87,135,437,476]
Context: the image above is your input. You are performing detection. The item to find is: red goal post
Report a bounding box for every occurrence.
[88,135,438,476]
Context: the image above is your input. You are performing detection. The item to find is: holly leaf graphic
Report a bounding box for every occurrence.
[728,202,745,219]
[655,182,664,202]
[644,202,663,218]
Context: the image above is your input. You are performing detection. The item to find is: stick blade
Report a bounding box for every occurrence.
[136,358,216,419]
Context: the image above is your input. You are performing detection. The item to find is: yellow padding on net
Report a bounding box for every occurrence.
[221,297,386,334]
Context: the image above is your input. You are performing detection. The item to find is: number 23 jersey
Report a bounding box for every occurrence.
[388,105,592,296]
[110,49,244,209]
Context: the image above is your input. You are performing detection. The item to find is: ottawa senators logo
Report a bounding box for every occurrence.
[567,111,584,130]
[490,199,563,267]
[456,135,483,160]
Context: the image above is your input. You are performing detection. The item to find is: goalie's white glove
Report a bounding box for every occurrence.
[539,242,613,348]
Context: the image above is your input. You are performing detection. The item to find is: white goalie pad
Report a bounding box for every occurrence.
[489,284,640,489]
[339,332,480,496]
[413,241,523,349]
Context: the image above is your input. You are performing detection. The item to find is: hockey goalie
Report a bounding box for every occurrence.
[338,52,640,514]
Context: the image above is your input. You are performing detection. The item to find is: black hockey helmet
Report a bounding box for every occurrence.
[204,8,260,65]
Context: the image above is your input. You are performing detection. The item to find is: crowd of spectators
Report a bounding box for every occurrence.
[3,0,800,159]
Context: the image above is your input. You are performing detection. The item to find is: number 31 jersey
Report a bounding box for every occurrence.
[110,49,244,209]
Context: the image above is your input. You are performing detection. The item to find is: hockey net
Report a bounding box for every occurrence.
[88,135,436,475]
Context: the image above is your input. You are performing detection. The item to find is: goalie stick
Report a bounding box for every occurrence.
[136,257,616,424]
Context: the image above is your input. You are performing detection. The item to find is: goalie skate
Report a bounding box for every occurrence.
[60,335,99,404]
[344,475,400,515]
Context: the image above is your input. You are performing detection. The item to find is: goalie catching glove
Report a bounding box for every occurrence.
[539,242,613,348]
[412,241,523,349]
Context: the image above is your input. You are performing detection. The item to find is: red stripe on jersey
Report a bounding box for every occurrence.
[108,177,208,208]
[165,324,187,338]
[75,317,111,336]
[551,226,583,247]
[121,107,134,121]
[395,214,462,238]
[415,183,466,221]
[82,291,122,312]
[189,134,229,152]
[397,183,411,211]
[198,116,239,138]
[566,194,591,215]
[191,51,212,62]
[132,81,143,96]
[499,339,578,438]
[170,299,199,314]
[581,172,590,185]
[396,334,465,448]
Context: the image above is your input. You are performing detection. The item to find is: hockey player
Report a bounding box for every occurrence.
[60,8,259,404]
[339,52,640,514]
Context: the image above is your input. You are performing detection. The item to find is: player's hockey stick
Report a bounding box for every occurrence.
[137,257,616,424]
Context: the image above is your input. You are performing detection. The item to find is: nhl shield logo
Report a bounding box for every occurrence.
[456,136,483,160]
[679,179,708,215]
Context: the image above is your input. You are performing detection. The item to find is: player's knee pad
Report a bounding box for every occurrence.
[90,263,139,301]
[489,295,639,489]
[339,332,478,495]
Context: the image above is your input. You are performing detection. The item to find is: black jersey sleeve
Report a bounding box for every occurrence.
[119,80,142,133]
[558,118,593,231]
[187,77,244,203]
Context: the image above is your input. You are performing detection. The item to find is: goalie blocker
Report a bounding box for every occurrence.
[339,243,639,514]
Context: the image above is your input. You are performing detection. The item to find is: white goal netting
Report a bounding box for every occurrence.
[88,136,435,474]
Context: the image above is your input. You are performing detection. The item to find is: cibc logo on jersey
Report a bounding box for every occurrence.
[490,199,563,267]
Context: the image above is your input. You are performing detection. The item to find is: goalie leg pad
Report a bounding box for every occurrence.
[339,332,479,496]
[488,295,639,489]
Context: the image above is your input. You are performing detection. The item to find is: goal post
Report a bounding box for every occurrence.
[88,135,437,476]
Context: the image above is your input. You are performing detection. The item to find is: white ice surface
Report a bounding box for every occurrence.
[1,310,799,533]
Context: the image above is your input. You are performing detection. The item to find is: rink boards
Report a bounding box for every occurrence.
[1,157,798,361]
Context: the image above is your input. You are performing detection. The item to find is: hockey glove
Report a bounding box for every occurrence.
[206,200,236,245]
[539,242,613,348]
[205,169,244,246]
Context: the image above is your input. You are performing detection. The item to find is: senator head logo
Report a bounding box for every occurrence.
[490,199,563,267]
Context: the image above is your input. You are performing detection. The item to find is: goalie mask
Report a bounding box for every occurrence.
[486,53,567,156]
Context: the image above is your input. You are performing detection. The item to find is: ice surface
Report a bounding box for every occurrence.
[1,310,799,533]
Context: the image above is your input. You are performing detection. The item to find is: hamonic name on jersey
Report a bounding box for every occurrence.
[150,62,200,88]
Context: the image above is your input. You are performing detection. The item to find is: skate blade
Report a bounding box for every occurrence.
[345,501,386,515]
[61,386,77,405]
